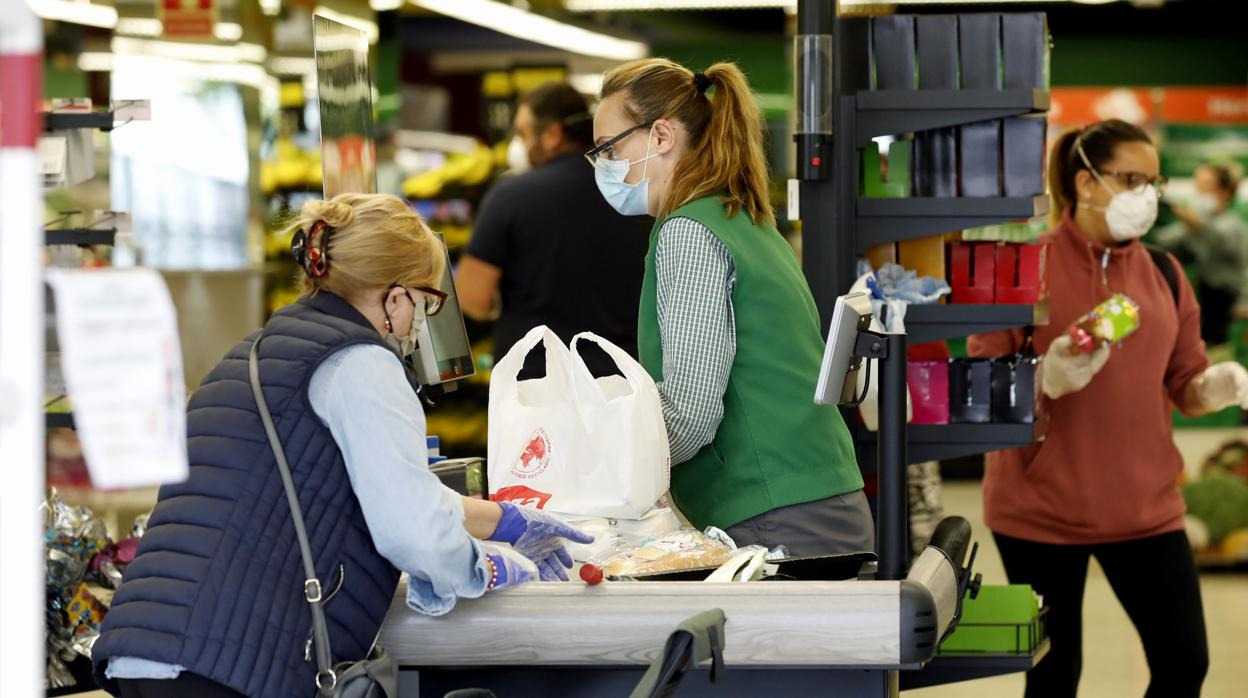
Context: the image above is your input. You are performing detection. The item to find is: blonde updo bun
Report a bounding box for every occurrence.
[303,198,355,229]
[287,192,445,299]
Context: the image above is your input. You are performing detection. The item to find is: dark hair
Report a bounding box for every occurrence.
[1199,162,1242,196]
[518,81,593,148]
[1047,119,1153,225]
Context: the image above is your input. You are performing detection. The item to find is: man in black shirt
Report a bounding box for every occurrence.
[456,81,651,363]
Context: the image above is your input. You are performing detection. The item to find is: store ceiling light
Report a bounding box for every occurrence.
[412,0,647,61]
[115,18,163,37]
[28,0,118,28]
[567,0,1119,9]
[111,36,268,65]
[370,0,405,10]
[314,5,380,44]
[566,0,791,9]
[260,0,282,15]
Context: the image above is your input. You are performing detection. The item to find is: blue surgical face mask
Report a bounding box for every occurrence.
[593,126,658,216]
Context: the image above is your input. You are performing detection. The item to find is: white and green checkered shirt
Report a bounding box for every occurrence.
[654,216,737,466]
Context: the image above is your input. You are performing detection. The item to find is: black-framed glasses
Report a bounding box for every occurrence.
[388,283,448,316]
[1098,170,1168,197]
[584,119,655,168]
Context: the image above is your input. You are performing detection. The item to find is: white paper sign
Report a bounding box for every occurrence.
[46,268,189,489]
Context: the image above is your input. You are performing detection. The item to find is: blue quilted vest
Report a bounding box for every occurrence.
[93,292,404,697]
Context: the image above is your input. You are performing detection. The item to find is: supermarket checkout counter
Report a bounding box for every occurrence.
[378,517,973,697]
[387,292,1046,696]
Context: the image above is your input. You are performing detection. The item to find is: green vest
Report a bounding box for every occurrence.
[639,196,863,530]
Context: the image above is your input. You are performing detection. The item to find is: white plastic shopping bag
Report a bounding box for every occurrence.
[488,327,671,520]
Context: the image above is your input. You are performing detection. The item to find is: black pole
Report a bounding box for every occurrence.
[876,331,909,580]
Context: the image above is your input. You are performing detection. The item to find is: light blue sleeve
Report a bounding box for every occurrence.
[309,343,491,616]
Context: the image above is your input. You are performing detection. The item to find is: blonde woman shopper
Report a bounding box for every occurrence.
[589,59,872,557]
[92,193,590,698]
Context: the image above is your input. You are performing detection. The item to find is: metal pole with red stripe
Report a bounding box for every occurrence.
[0,0,45,693]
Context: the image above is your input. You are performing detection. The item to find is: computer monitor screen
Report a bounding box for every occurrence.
[408,234,475,387]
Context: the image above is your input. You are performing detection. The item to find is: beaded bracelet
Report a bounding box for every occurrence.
[486,556,499,591]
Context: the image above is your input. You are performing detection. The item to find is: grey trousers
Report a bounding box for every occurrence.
[725,490,875,558]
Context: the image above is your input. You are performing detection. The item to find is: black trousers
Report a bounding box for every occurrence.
[993,530,1208,698]
[117,673,245,698]
[1197,282,1237,346]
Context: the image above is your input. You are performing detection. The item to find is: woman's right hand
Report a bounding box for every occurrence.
[1042,335,1112,399]
[485,545,540,592]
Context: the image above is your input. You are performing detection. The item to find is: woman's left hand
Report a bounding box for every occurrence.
[488,502,595,581]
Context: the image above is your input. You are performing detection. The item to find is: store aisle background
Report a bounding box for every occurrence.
[75,430,1246,698]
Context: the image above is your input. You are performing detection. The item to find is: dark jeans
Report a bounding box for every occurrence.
[117,673,245,698]
[993,530,1208,698]
[1197,283,1237,346]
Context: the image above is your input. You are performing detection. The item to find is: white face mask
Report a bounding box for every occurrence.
[384,294,426,358]
[1076,140,1159,242]
[1192,192,1222,219]
[507,135,531,174]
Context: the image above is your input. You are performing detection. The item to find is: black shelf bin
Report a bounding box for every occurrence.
[45,228,116,247]
[44,111,117,132]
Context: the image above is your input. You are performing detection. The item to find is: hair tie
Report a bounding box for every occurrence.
[292,221,333,278]
[693,72,712,95]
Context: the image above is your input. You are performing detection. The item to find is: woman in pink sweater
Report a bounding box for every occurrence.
[970,119,1248,698]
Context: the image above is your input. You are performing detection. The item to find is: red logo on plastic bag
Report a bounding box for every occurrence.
[491,486,552,510]
[511,429,551,479]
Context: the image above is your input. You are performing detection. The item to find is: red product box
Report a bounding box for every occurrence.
[948,242,996,304]
[908,360,950,425]
[995,242,1047,305]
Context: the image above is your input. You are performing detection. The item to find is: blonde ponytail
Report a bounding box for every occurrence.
[287,193,446,299]
[601,58,774,227]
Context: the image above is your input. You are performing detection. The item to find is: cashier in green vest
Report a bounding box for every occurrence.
[588,58,873,557]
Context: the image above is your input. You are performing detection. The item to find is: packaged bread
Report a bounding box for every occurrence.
[582,529,735,582]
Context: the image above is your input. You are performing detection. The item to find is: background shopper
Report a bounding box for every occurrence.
[1155,161,1248,345]
[970,119,1248,698]
[91,194,590,698]
[456,81,651,365]
[590,59,872,557]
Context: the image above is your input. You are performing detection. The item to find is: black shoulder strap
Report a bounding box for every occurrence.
[1143,243,1181,307]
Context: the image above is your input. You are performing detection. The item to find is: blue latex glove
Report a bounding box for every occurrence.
[485,544,539,591]
[488,502,595,581]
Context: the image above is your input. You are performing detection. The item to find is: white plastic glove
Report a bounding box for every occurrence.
[1189,362,1248,412]
[1041,335,1111,400]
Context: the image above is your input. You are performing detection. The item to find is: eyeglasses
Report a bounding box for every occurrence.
[389,283,448,316]
[584,119,655,168]
[1100,170,1168,197]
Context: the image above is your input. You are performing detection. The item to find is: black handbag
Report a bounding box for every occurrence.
[249,337,399,698]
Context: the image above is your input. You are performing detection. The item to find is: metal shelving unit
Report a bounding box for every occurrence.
[797,11,1049,471]
[855,195,1049,250]
[854,88,1049,144]
[852,422,1044,472]
[902,300,1050,345]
